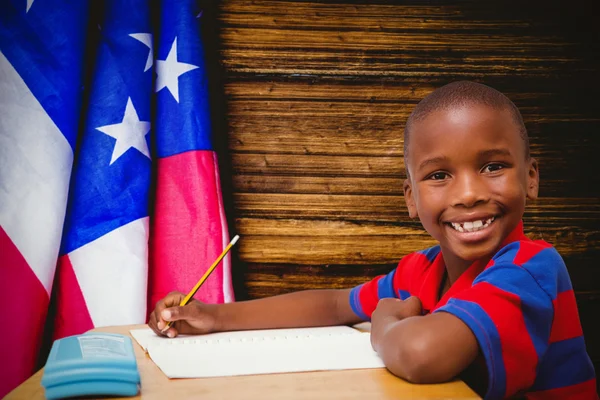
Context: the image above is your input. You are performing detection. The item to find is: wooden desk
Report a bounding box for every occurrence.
[7,324,481,400]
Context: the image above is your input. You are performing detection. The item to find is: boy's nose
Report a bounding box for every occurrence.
[451,174,488,208]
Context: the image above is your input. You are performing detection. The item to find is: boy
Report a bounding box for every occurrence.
[149,81,597,399]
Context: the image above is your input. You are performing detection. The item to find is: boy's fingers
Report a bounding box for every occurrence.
[162,303,201,321]
[164,326,178,338]
[152,304,167,329]
[376,298,403,313]
[164,291,185,306]
[153,301,167,321]
[159,304,213,334]
[148,312,157,332]
[379,298,402,306]
[155,292,181,312]
[161,307,182,321]
[148,313,168,337]
[404,296,423,315]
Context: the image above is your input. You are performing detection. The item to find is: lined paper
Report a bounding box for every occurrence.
[130,326,384,378]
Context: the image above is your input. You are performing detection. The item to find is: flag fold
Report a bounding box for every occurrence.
[149,0,234,310]
[0,1,234,397]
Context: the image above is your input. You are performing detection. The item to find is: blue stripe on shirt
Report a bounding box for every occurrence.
[377,269,397,300]
[492,241,520,264]
[417,245,441,263]
[531,336,596,391]
[436,298,507,400]
[349,285,369,321]
[519,246,571,299]
[474,262,553,361]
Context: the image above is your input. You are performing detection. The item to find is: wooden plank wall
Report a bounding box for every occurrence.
[205,0,600,381]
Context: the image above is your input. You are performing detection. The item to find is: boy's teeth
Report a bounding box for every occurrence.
[450,217,494,233]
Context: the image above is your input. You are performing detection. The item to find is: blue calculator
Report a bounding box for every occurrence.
[41,332,141,399]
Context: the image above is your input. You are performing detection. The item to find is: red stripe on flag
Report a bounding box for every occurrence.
[0,227,49,398]
[454,282,539,396]
[149,150,231,313]
[52,255,94,340]
[549,290,583,343]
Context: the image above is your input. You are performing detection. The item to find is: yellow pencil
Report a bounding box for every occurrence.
[161,234,240,332]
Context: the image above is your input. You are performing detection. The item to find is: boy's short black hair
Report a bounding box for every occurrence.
[403,81,530,162]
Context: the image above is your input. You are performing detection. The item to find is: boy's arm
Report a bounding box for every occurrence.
[371,299,479,383]
[217,288,362,331]
[149,288,363,336]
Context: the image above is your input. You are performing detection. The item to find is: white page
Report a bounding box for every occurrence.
[131,325,359,351]
[130,326,384,378]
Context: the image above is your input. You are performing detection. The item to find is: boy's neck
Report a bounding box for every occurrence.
[441,220,527,287]
[437,251,484,300]
[440,250,474,287]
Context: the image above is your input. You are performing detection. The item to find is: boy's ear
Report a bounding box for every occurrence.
[403,178,418,218]
[526,157,539,200]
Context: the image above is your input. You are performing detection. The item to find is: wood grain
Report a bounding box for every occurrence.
[7,325,480,400]
[211,0,600,382]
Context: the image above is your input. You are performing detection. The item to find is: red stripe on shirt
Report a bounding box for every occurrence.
[414,252,445,312]
[549,290,583,343]
[526,378,598,400]
[513,240,552,266]
[436,258,489,310]
[358,275,383,317]
[392,259,406,293]
[454,282,539,396]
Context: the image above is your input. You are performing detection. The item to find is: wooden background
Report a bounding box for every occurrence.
[204,0,600,385]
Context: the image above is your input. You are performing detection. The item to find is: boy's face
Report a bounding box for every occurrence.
[403,104,539,264]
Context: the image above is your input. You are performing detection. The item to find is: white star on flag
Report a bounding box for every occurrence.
[96,97,151,165]
[129,33,153,72]
[26,0,34,12]
[155,37,198,102]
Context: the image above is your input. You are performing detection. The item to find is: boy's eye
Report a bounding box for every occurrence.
[483,163,504,173]
[428,172,449,180]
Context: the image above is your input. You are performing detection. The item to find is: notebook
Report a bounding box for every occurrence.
[130,325,384,378]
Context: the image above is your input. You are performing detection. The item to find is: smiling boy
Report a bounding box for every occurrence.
[149,81,597,399]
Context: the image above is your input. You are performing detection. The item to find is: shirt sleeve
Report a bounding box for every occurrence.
[435,241,556,400]
[349,263,411,321]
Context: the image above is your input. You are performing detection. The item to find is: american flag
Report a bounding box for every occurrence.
[53,0,153,341]
[0,0,234,396]
[148,1,234,310]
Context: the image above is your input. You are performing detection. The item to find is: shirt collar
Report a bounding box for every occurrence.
[419,221,527,312]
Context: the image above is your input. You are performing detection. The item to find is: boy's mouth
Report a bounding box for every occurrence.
[447,217,495,233]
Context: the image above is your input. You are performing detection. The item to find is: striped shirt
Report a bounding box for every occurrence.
[349,222,597,399]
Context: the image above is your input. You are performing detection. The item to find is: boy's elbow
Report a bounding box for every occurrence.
[386,334,447,384]
[402,336,437,383]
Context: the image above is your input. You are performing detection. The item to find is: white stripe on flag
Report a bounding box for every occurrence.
[68,217,149,327]
[0,51,73,295]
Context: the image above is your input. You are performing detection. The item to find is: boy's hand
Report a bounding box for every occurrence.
[148,291,219,338]
[370,296,422,350]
